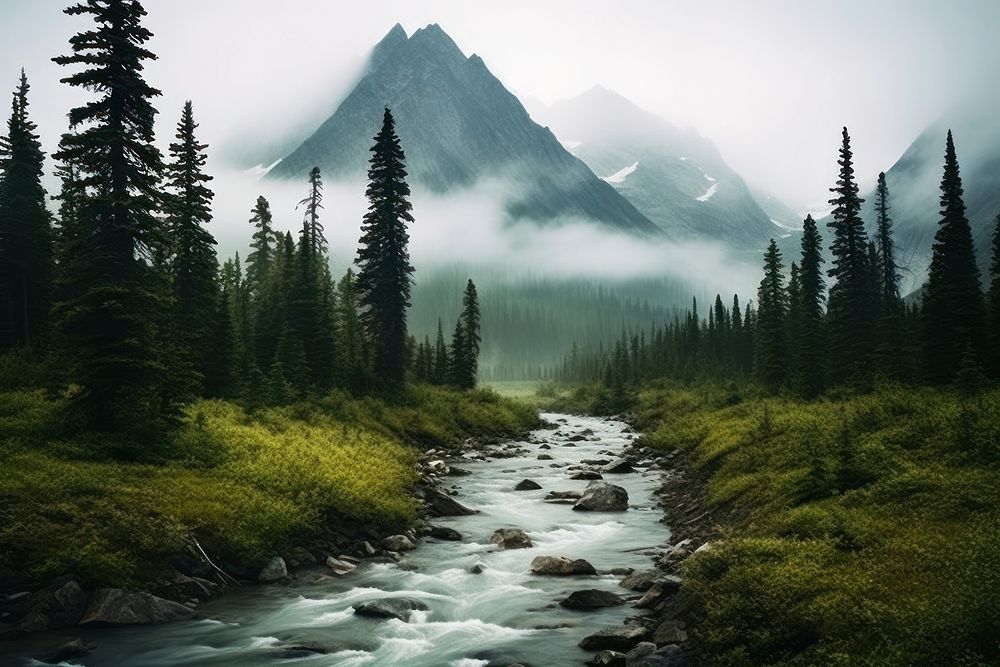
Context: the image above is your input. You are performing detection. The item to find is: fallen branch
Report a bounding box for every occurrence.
[187,538,241,587]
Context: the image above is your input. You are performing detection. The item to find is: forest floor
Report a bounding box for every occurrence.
[0,384,539,595]
[542,381,1000,666]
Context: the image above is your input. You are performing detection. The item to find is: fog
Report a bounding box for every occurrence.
[1,1,998,297]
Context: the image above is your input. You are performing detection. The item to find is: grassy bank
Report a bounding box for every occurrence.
[558,381,1000,666]
[0,385,539,588]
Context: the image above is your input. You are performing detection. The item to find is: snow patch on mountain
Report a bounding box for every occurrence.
[243,158,283,177]
[695,167,719,202]
[603,161,639,184]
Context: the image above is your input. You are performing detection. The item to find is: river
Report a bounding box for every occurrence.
[12,413,669,666]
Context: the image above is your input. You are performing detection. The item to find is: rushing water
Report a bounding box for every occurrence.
[9,413,669,667]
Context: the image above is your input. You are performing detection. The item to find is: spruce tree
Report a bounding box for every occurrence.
[454,278,481,389]
[0,70,53,349]
[922,131,986,383]
[245,195,275,299]
[797,214,826,397]
[52,0,168,433]
[354,108,415,386]
[825,127,876,383]
[298,166,326,256]
[988,212,1000,376]
[335,269,365,389]
[164,101,217,395]
[874,172,900,304]
[754,239,787,390]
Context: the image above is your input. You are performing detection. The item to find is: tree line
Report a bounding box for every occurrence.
[560,126,1000,397]
[0,0,481,442]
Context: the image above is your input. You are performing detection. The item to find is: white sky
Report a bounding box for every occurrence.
[1,0,997,212]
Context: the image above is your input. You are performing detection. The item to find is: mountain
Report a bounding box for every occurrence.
[534,86,779,251]
[269,24,658,235]
[857,106,1000,295]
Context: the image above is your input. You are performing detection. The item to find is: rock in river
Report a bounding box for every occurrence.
[579,623,649,651]
[602,459,635,474]
[38,638,96,664]
[258,557,288,583]
[544,490,582,504]
[529,555,597,576]
[571,470,603,480]
[559,589,625,609]
[352,598,428,622]
[381,535,416,552]
[514,479,542,491]
[425,525,463,541]
[424,487,478,517]
[573,481,629,512]
[491,528,533,549]
[79,589,194,626]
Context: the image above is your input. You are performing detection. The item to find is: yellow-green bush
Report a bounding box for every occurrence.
[634,383,1000,666]
[0,385,538,587]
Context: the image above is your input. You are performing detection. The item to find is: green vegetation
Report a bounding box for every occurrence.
[626,381,1000,666]
[0,383,538,588]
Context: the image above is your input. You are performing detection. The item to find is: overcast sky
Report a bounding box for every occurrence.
[1,0,997,212]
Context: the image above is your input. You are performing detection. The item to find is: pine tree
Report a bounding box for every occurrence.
[825,127,876,383]
[453,278,481,389]
[797,214,826,396]
[354,108,415,386]
[335,269,365,389]
[754,239,787,390]
[164,101,217,395]
[298,166,326,256]
[203,284,237,398]
[922,131,986,383]
[988,212,1000,376]
[0,70,53,349]
[874,172,900,304]
[245,195,275,299]
[52,0,169,433]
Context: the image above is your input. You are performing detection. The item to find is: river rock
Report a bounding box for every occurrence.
[381,535,416,551]
[469,563,487,574]
[634,583,666,608]
[426,525,463,541]
[568,434,588,442]
[529,555,597,576]
[514,479,542,491]
[571,470,603,480]
[579,623,648,651]
[626,642,658,664]
[38,638,96,664]
[18,579,88,632]
[283,546,317,568]
[352,598,428,622]
[537,453,553,460]
[581,459,611,466]
[258,557,288,583]
[448,467,472,476]
[603,459,635,474]
[538,444,551,450]
[79,589,194,626]
[619,570,681,593]
[544,490,582,504]
[559,589,625,609]
[573,481,629,512]
[491,528,533,549]
[588,650,626,666]
[325,556,357,576]
[652,620,688,645]
[424,487,478,517]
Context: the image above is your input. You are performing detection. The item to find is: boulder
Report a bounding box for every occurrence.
[469,563,487,574]
[448,467,472,477]
[559,589,625,609]
[381,535,416,552]
[603,459,635,474]
[573,481,629,512]
[258,557,288,583]
[352,598,428,622]
[38,638,96,664]
[514,479,542,491]
[79,589,194,626]
[581,459,611,466]
[491,528,533,550]
[424,488,478,517]
[571,470,603,480]
[634,583,666,608]
[579,623,648,651]
[18,579,88,632]
[625,642,658,664]
[529,555,597,576]
[619,570,681,593]
[588,650,626,666]
[427,525,463,541]
[538,444,552,450]
[283,546,317,568]
[537,453,553,460]
[652,620,688,645]
[544,490,582,504]
[325,557,357,576]
[568,434,588,442]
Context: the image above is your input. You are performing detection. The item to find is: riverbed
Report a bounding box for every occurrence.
[12,413,668,666]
